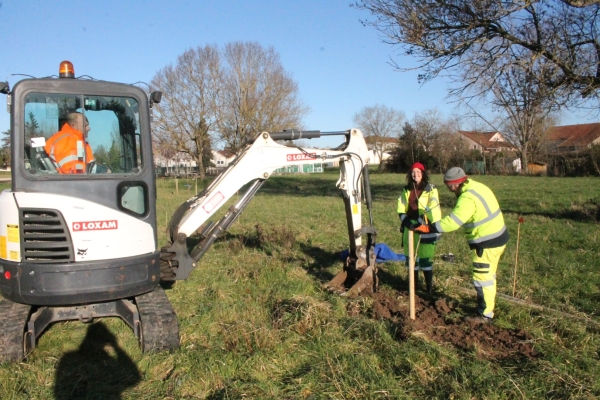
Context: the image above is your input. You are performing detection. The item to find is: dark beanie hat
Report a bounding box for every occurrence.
[444,167,468,185]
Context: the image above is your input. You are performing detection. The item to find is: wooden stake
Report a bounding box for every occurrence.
[175,178,178,194]
[512,217,524,297]
[408,230,416,320]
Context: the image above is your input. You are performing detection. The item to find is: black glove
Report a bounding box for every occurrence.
[400,216,412,230]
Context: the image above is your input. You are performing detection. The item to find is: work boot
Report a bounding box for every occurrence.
[423,270,433,295]
[463,315,493,325]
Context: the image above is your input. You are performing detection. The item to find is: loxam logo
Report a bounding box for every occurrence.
[287,153,317,162]
[72,220,118,232]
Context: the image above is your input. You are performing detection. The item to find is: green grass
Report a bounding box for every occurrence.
[1,172,600,399]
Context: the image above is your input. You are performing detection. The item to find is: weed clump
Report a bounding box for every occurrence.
[254,224,297,250]
[271,296,331,335]
[227,224,298,255]
[567,197,600,222]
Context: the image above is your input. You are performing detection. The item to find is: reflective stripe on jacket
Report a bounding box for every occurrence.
[398,183,442,241]
[433,179,509,249]
[44,123,94,174]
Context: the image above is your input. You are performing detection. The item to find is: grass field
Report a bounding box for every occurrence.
[1,172,599,399]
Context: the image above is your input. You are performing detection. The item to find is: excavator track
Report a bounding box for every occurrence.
[0,298,31,362]
[134,286,180,352]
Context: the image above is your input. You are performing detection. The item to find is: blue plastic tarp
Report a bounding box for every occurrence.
[339,243,406,263]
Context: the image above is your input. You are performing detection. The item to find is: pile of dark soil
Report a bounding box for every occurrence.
[349,288,539,360]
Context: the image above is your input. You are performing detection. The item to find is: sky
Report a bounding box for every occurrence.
[0,0,597,149]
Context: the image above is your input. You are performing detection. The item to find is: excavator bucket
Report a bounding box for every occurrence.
[324,251,378,296]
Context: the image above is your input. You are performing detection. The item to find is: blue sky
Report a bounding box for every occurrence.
[0,0,596,149]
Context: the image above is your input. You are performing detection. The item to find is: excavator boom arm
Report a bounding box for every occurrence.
[160,129,376,287]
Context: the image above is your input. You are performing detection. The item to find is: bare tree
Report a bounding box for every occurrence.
[354,0,600,110]
[151,131,178,174]
[152,42,308,171]
[428,116,463,173]
[219,42,309,152]
[151,45,222,179]
[353,104,404,168]
[387,116,464,172]
[482,65,560,173]
[412,109,446,152]
[410,109,465,172]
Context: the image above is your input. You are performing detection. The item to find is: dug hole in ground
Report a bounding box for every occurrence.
[328,277,540,360]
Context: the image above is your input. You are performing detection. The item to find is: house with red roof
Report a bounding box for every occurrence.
[545,123,600,153]
[457,131,515,153]
[456,130,519,174]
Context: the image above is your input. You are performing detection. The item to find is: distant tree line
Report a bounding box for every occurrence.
[382,112,490,175]
[354,103,600,177]
[353,105,477,174]
[1,129,9,168]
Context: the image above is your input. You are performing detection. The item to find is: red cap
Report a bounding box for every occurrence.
[410,162,425,171]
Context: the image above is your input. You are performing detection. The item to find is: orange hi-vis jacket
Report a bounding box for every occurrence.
[45,123,94,174]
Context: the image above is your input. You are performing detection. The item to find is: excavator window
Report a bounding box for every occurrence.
[23,93,143,176]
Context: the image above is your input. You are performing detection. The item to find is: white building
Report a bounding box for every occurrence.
[211,149,236,168]
[154,154,197,176]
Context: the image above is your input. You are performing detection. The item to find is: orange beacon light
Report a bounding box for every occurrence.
[59,61,75,78]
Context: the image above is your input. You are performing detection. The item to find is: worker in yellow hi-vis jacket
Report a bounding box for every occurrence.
[397,162,441,294]
[411,167,509,323]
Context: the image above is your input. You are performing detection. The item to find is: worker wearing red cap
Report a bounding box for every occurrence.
[412,167,509,323]
[397,162,441,294]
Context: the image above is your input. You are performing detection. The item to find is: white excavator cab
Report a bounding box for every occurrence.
[0,62,178,361]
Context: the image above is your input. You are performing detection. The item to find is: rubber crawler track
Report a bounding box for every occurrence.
[0,299,31,362]
[135,286,180,352]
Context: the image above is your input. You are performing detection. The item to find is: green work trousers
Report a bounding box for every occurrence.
[402,229,436,271]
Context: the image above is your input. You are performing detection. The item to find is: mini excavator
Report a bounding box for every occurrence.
[0,61,377,361]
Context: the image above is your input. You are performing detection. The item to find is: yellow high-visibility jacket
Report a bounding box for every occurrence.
[433,179,509,250]
[398,183,441,243]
